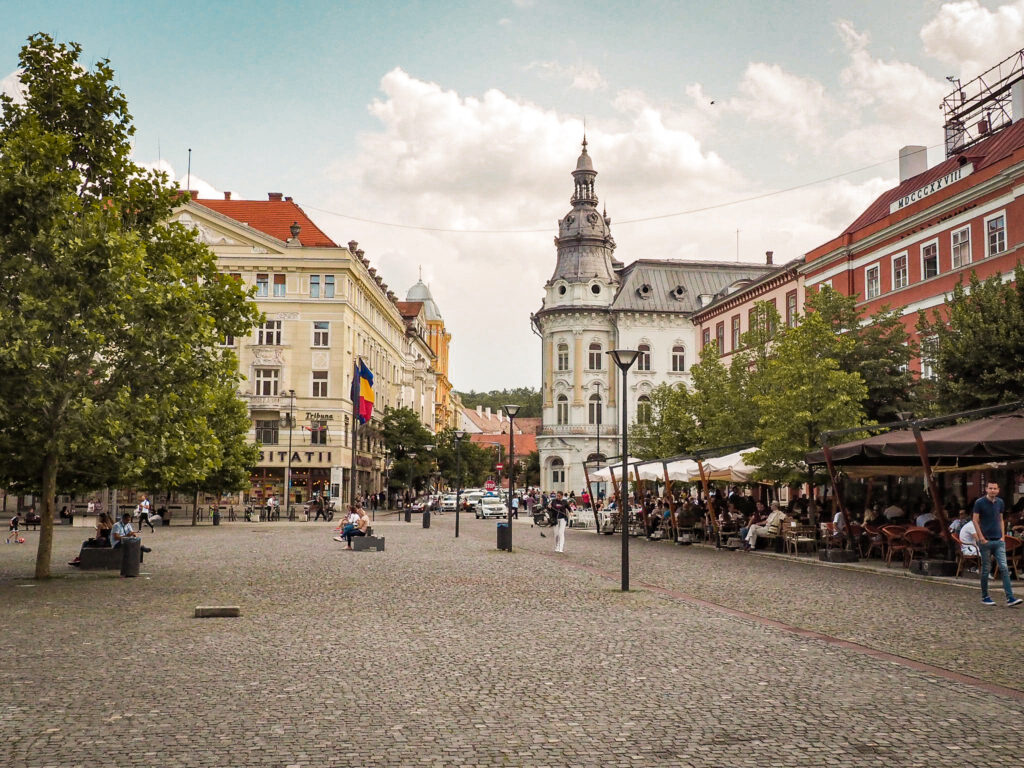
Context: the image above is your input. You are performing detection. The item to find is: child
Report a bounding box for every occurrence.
[7,511,22,543]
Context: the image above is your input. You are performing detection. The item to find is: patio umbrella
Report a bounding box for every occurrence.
[704,450,759,482]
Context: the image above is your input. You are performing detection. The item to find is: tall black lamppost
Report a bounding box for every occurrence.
[503,404,521,545]
[594,381,602,462]
[406,451,417,515]
[608,350,639,592]
[283,389,296,521]
[454,430,467,538]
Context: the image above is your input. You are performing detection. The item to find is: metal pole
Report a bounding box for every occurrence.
[507,414,516,547]
[455,439,462,538]
[285,389,295,521]
[621,365,629,592]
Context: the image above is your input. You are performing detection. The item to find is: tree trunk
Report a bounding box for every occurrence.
[192,488,199,526]
[34,451,59,579]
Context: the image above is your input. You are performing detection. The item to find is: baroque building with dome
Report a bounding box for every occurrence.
[532,141,776,494]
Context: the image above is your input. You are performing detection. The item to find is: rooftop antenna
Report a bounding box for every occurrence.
[186,147,192,193]
[736,229,740,262]
[418,264,422,281]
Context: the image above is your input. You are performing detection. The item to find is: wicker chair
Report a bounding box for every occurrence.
[902,526,933,567]
[1004,535,1023,580]
[882,525,910,567]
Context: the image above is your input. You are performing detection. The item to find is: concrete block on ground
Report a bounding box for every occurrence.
[194,605,241,618]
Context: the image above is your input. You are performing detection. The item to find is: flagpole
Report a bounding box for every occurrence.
[350,360,359,508]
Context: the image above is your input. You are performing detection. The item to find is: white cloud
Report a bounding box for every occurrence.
[726,62,832,144]
[1,69,26,105]
[527,60,608,91]
[921,0,1024,77]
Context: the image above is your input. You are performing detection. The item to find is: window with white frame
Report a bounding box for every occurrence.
[310,274,320,298]
[556,394,569,425]
[702,328,711,349]
[257,320,282,345]
[310,419,328,444]
[325,275,335,298]
[637,343,651,371]
[254,368,279,396]
[731,316,741,350]
[588,393,602,425]
[786,290,798,326]
[671,345,686,372]
[550,458,565,486]
[312,321,329,347]
[865,265,880,299]
[312,370,328,398]
[588,342,602,370]
[256,273,269,297]
[556,343,569,372]
[273,273,286,297]
[986,213,1006,257]
[951,226,971,269]
[892,253,908,290]
[920,336,938,381]
[636,395,652,425]
[921,241,939,280]
[219,334,235,347]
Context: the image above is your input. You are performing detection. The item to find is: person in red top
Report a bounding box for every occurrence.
[580,490,590,507]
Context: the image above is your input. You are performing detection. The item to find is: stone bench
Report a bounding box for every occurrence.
[352,535,385,552]
[77,546,146,570]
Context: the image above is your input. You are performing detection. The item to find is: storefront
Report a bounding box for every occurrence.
[249,448,338,505]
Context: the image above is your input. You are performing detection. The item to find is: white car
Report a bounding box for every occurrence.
[441,494,457,512]
[476,495,507,519]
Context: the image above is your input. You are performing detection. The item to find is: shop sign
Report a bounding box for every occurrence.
[890,163,973,213]
[259,450,333,465]
[356,456,373,468]
[306,412,335,421]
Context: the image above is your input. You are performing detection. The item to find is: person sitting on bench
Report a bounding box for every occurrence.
[69,512,115,565]
[111,512,152,554]
[745,501,786,550]
[342,506,371,549]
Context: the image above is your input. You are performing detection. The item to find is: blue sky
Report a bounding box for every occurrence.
[3,1,1023,390]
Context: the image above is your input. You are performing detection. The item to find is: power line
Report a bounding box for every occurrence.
[299,143,942,235]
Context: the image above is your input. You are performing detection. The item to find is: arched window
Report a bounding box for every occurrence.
[637,343,651,371]
[637,395,652,425]
[588,393,602,425]
[556,394,569,425]
[671,345,686,372]
[588,342,602,370]
[551,458,566,487]
[556,343,569,372]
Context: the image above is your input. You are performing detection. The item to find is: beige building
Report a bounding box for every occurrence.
[174,192,425,507]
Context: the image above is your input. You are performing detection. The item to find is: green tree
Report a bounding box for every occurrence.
[456,387,542,418]
[0,35,261,577]
[918,264,1024,412]
[807,285,913,423]
[630,383,697,459]
[750,312,869,482]
[379,406,435,496]
[687,342,757,449]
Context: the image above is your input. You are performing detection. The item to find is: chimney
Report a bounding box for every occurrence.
[898,146,927,183]
[189,189,199,199]
[765,250,774,265]
[476,405,482,416]
[348,240,359,252]
[223,191,231,200]
[285,196,293,202]
[268,192,284,202]
[485,407,491,419]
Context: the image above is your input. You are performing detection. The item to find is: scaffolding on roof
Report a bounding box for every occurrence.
[943,47,1024,158]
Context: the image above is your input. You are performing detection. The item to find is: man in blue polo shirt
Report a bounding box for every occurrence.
[972,481,1022,607]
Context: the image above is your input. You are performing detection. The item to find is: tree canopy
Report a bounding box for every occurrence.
[0,35,261,576]
[456,387,541,418]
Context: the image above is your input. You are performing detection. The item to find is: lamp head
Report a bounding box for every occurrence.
[502,404,520,418]
[607,349,640,370]
[454,430,467,442]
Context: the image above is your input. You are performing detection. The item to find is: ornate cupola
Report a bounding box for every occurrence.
[546,139,619,301]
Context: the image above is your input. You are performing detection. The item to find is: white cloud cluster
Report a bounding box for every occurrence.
[527,60,608,91]
[1,69,26,105]
[921,0,1024,77]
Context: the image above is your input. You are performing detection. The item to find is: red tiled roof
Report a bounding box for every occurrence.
[470,433,538,455]
[513,417,542,435]
[844,121,1024,235]
[192,195,339,248]
[396,301,424,318]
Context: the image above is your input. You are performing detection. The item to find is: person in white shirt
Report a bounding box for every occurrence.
[958,519,979,557]
[948,509,970,535]
[915,510,936,528]
[746,502,787,550]
[883,504,904,521]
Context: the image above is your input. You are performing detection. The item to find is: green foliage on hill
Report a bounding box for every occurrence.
[456,387,542,418]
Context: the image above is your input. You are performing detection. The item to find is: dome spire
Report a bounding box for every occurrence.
[571,135,597,206]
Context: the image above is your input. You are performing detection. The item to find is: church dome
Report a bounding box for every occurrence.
[406,279,443,321]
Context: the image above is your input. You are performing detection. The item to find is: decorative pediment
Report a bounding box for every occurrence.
[176,212,239,246]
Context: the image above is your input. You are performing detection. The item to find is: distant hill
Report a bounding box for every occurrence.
[457,387,542,418]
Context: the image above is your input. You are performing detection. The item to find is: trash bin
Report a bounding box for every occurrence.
[404,509,411,523]
[212,510,221,526]
[496,522,512,551]
[422,509,431,529]
[120,538,142,578]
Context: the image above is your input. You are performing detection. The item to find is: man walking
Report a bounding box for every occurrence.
[550,491,570,553]
[973,481,1022,606]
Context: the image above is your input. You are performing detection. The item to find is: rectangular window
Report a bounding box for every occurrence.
[310,274,320,298]
[556,345,569,371]
[310,420,328,445]
[254,419,279,445]
[256,273,269,297]
[254,368,279,396]
[865,265,880,299]
[731,315,741,350]
[228,272,242,282]
[312,321,329,347]
[273,273,286,297]
[312,371,328,398]
[921,241,939,280]
[951,226,971,269]
[920,336,938,381]
[588,345,602,370]
[257,320,282,346]
[671,346,686,372]
[715,322,725,354]
[702,328,711,349]
[219,334,235,347]
[986,213,1006,257]
[892,253,908,290]
[786,290,798,327]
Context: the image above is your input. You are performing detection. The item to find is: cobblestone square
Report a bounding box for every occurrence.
[1,516,1022,767]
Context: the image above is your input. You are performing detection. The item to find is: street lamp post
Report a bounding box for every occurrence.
[608,350,639,592]
[503,404,521,549]
[283,389,296,522]
[454,431,467,538]
[406,451,417,514]
[594,381,602,462]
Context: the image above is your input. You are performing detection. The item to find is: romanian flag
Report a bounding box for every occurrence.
[351,359,374,424]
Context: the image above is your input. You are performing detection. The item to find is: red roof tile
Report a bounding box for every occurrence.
[470,433,538,455]
[844,121,1024,235]
[193,195,339,248]
[395,301,424,319]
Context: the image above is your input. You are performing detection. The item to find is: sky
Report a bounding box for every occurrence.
[3,0,1024,392]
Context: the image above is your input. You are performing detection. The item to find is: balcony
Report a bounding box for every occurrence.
[247,394,288,410]
[538,424,618,437]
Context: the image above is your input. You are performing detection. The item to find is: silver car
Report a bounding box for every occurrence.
[476,495,507,519]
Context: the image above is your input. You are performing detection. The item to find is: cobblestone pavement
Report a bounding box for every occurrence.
[1,515,1022,768]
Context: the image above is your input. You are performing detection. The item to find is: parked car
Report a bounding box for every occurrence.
[463,491,484,509]
[441,494,458,512]
[476,494,507,519]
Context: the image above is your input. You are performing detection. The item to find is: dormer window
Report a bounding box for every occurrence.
[591,284,601,295]
[637,283,652,299]
[671,285,687,301]
[558,284,567,296]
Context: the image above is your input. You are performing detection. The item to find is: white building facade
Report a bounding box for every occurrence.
[533,143,775,494]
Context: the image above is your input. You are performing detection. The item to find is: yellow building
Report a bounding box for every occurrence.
[405,279,455,430]
[174,192,415,508]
